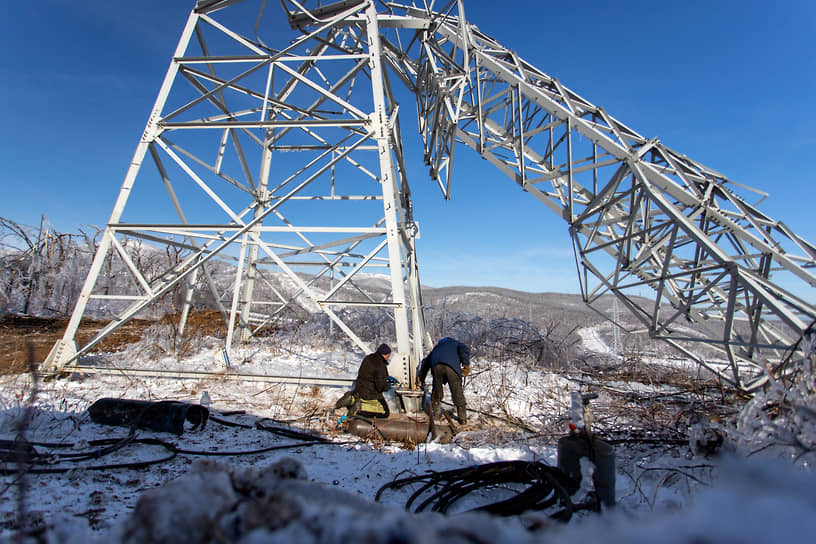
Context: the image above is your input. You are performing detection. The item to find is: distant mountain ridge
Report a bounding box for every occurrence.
[422,285,612,331]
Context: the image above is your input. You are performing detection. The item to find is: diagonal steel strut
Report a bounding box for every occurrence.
[45,0,815,394]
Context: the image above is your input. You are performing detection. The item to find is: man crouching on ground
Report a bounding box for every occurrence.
[352,343,392,418]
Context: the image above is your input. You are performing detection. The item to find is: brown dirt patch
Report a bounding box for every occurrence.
[0,310,227,375]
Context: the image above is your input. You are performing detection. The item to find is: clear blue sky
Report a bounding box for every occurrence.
[2,0,815,294]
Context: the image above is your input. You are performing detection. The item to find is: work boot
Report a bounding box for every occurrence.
[456,406,468,425]
[335,390,354,409]
[431,401,442,419]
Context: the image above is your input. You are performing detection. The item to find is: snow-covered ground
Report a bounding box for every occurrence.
[1,338,815,542]
[577,326,612,354]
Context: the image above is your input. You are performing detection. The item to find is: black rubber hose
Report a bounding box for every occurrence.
[376,461,579,520]
[0,438,177,475]
[0,435,354,475]
[256,419,328,442]
[208,413,328,442]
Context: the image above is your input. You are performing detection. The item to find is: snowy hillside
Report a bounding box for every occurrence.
[2,319,816,542]
[2,219,816,542]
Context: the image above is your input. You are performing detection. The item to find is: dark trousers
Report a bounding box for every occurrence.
[431,363,466,415]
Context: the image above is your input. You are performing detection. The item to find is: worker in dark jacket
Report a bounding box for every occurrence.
[351,343,392,418]
[417,337,471,424]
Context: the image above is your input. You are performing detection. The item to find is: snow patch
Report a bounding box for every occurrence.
[577,326,611,354]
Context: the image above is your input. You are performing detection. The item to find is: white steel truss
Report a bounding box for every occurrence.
[44,0,430,386]
[45,0,816,393]
[375,0,816,391]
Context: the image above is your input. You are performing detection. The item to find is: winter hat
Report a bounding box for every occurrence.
[376,343,391,356]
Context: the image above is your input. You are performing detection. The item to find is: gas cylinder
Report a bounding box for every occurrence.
[347,415,430,443]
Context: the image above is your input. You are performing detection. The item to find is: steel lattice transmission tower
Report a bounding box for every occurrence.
[45,0,431,386]
[46,0,816,393]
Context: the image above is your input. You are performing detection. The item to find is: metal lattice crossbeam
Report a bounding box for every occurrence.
[45,0,816,392]
[374,0,816,390]
[45,0,431,386]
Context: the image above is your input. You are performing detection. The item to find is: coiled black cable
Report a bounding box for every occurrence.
[375,460,585,520]
[1,411,344,475]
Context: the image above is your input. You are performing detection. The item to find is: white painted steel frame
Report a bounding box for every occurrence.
[46,0,816,393]
[44,0,429,387]
[374,0,816,391]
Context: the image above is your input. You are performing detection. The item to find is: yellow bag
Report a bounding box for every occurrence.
[359,398,386,414]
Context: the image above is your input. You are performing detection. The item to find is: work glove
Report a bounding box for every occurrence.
[387,376,399,389]
[462,366,471,377]
[414,376,423,389]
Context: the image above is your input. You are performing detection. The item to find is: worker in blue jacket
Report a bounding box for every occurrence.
[417,337,471,424]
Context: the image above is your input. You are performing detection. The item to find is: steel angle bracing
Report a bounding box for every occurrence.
[45,0,816,393]
[45,0,427,387]
[373,1,816,391]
